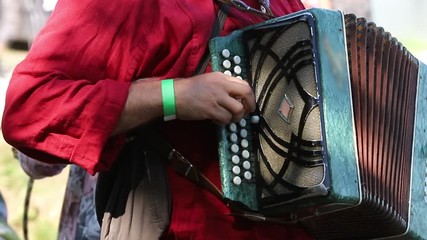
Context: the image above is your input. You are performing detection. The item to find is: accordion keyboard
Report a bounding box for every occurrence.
[226,118,259,185]
[217,47,261,210]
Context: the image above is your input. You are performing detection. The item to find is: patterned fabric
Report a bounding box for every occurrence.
[58,166,99,240]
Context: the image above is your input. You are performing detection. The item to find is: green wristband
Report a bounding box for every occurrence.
[161,79,176,121]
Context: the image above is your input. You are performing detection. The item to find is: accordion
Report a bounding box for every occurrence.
[209,8,427,239]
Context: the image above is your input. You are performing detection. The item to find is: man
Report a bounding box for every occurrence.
[2,0,312,238]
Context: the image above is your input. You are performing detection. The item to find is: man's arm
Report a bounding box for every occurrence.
[111,72,256,136]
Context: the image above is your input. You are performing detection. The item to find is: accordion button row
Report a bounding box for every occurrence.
[221,49,243,79]
[219,48,257,186]
[233,171,253,185]
[221,49,242,64]
[227,116,259,185]
[223,62,242,73]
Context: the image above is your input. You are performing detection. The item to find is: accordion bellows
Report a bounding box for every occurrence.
[209,8,427,239]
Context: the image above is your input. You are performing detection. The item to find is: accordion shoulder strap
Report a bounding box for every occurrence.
[194,4,230,75]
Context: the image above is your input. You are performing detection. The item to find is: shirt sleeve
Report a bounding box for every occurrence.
[1,0,134,174]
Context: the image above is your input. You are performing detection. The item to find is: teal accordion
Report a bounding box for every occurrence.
[209,8,427,239]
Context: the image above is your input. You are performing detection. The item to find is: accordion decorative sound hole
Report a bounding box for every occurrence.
[245,19,328,207]
[209,8,427,239]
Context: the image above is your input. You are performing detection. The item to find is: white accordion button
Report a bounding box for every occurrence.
[251,115,260,124]
[233,176,242,185]
[231,155,240,164]
[240,129,248,138]
[236,76,243,80]
[244,171,252,180]
[234,65,242,75]
[228,123,237,132]
[222,49,231,58]
[243,160,251,170]
[222,60,231,69]
[224,70,232,76]
[233,55,241,64]
[242,150,250,159]
[241,139,249,148]
[232,165,241,175]
[239,118,247,127]
[231,144,239,153]
[229,133,238,142]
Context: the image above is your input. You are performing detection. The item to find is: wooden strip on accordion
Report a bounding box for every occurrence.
[244,16,328,209]
[303,13,420,239]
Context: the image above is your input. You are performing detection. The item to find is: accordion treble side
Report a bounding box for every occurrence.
[209,8,427,239]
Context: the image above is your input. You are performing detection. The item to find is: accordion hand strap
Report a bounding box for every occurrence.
[168,148,224,200]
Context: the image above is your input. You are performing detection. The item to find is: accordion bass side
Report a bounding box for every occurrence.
[209,8,427,239]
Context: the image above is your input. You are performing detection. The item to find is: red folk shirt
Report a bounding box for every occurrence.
[2,0,312,238]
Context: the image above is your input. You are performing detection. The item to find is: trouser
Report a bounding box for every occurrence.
[95,135,171,240]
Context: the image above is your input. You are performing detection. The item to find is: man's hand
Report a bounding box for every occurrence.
[174,72,256,125]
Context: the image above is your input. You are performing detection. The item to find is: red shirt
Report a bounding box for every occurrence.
[3,0,312,238]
